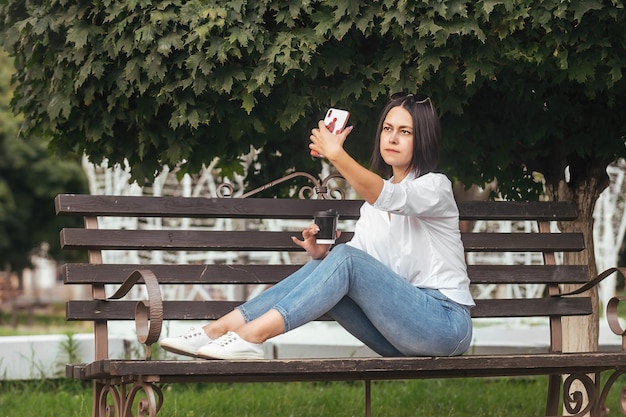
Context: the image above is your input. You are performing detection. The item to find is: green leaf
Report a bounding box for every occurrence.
[479,0,505,17]
[124,57,143,83]
[463,60,481,86]
[66,26,90,49]
[33,15,56,35]
[144,51,166,81]
[354,7,377,34]
[338,79,365,99]
[569,59,596,83]
[228,26,254,47]
[571,0,603,23]
[607,59,623,84]
[47,93,72,120]
[241,93,256,114]
[157,33,184,56]
[312,10,334,37]
[212,66,246,94]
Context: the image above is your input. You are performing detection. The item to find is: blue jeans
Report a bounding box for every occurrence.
[237,244,472,357]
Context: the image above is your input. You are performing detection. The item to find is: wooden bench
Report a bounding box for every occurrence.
[55,173,626,417]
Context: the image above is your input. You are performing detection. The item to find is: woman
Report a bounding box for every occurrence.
[160,93,474,359]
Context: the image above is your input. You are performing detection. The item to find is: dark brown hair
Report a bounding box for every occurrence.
[370,93,441,178]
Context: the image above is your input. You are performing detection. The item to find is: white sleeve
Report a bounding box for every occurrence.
[372,173,458,218]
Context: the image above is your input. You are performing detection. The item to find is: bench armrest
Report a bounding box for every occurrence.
[551,266,626,351]
[607,295,626,351]
[101,269,164,360]
[552,267,626,297]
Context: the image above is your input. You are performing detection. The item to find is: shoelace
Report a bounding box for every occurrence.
[183,328,203,339]
[213,332,238,347]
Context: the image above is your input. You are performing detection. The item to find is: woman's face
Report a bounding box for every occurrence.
[379,105,414,179]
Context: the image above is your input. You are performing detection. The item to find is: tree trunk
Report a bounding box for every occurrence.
[549,173,606,417]
[555,177,601,353]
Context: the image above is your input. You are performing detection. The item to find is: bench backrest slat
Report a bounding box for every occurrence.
[65,297,592,321]
[63,264,590,285]
[60,229,353,251]
[456,200,578,221]
[60,229,584,253]
[56,195,577,221]
[56,195,363,219]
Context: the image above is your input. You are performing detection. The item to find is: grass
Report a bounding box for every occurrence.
[3,375,626,417]
[0,377,547,417]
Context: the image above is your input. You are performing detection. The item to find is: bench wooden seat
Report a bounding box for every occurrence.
[55,178,626,417]
[69,352,626,388]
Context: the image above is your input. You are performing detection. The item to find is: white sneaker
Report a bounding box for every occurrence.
[160,328,213,357]
[197,331,264,360]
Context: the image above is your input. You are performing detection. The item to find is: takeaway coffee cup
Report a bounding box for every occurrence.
[314,209,339,244]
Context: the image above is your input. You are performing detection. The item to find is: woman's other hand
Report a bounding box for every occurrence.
[291,224,340,260]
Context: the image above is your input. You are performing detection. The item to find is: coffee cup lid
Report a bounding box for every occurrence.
[314,209,338,218]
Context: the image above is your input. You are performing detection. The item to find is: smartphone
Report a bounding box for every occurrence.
[312,108,351,157]
[323,108,350,134]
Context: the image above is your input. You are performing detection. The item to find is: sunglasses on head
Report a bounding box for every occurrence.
[390,92,431,104]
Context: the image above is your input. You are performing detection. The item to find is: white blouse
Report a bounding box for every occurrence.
[347,172,475,306]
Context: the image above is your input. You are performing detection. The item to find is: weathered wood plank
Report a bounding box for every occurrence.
[62,263,590,285]
[74,352,626,382]
[59,229,353,251]
[55,195,578,221]
[65,297,592,321]
[55,195,363,220]
[457,200,577,221]
[59,229,584,252]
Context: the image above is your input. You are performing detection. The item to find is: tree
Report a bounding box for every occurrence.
[435,2,626,355]
[2,0,625,348]
[0,48,88,277]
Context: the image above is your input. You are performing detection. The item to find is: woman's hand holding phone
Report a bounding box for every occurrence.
[310,108,351,158]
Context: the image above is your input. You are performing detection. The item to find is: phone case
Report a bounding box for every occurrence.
[312,108,351,158]
[323,108,350,134]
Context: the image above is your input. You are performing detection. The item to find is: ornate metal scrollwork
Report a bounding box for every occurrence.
[559,370,626,417]
[103,269,164,360]
[562,373,598,417]
[216,172,349,199]
[95,378,163,417]
[216,182,236,198]
[595,368,626,417]
[97,381,122,417]
[607,293,626,351]
[598,291,626,416]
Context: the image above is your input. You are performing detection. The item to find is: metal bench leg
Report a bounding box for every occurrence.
[546,374,561,416]
[93,377,163,417]
[365,380,371,417]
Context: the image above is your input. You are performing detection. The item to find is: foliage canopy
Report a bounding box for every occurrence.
[0,0,625,201]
